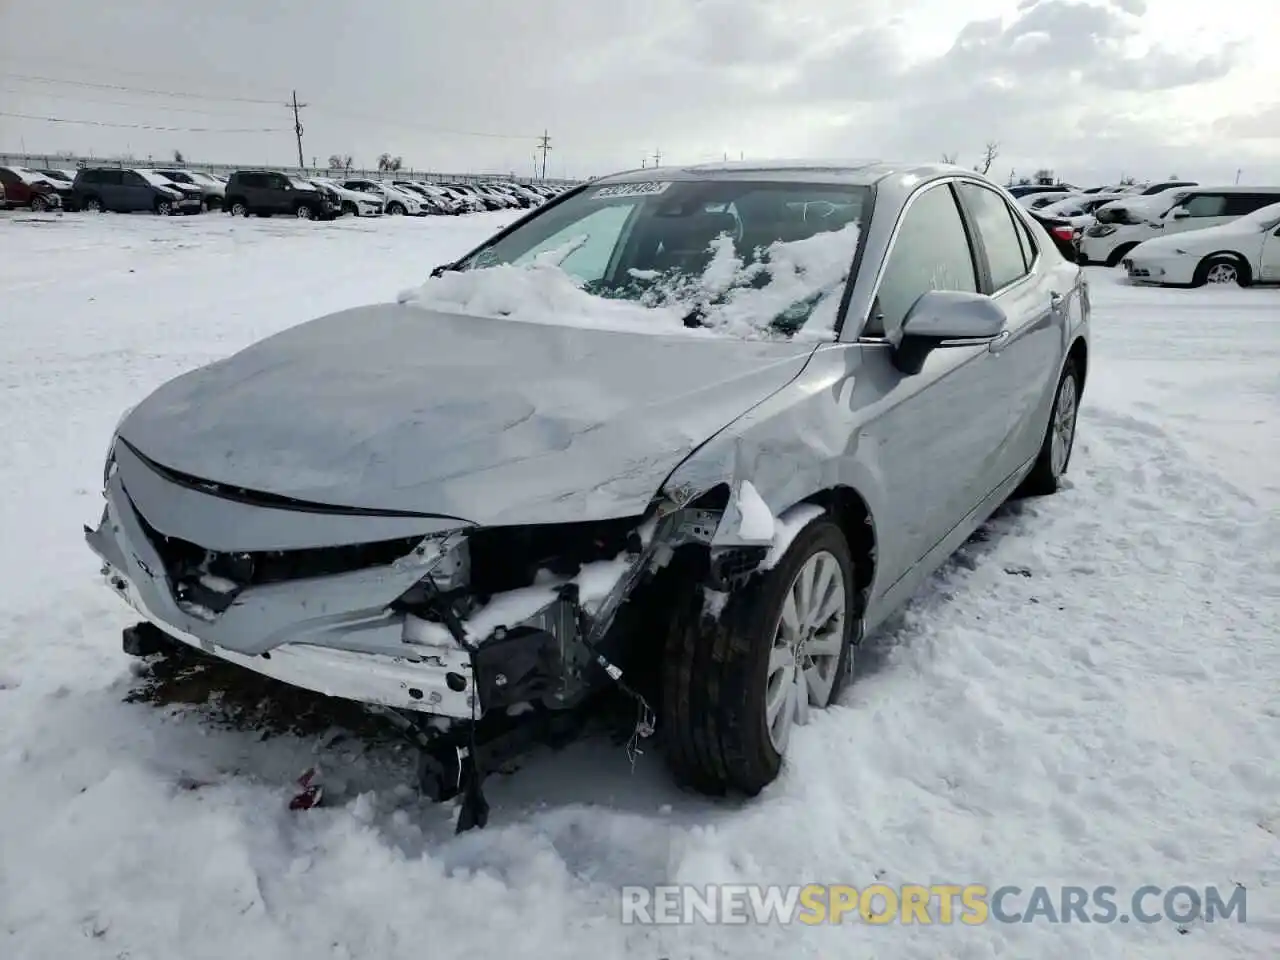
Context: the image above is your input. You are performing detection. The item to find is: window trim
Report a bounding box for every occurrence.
[855,176,984,343]
[955,181,1041,296]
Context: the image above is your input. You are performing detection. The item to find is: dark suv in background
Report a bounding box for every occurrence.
[223,171,340,219]
[71,168,202,214]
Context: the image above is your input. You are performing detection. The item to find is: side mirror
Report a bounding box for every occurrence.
[891,289,1009,375]
[430,263,455,278]
[1169,207,1189,219]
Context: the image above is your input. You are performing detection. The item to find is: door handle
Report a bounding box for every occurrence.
[1049,291,1065,310]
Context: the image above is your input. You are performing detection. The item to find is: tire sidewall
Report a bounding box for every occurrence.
[729,516,856,774]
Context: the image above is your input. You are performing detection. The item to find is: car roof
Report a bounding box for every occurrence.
[589,159,979,189]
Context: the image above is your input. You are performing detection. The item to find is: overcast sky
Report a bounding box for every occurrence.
[1,0,1276,185]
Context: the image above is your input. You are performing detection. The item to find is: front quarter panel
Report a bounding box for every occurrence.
[660,343,895,595]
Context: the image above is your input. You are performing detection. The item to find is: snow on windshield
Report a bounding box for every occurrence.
[288,177,314,190]
[12,168,54,186]
[136,171,177,187]
[399,221,860,341]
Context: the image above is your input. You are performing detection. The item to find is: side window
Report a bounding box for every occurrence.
[0,169,16,187]
[124,171,146,186]
[270,174,290,190]
[865,183,977,337]
[510,202,638,283]
[1226,193,1280,216]
[1182,194,1227,217]
[102,170,124,185]
[958,183,1030,290]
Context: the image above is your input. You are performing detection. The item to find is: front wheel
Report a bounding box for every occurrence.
[1194,255,1247,287]
[30,195,49,212]
[386,202,405,215]
[294,204,314,219]
[1018,357,1081,496]
[82,196,104,213]
[155,199,172,216]
[661,516,856,795]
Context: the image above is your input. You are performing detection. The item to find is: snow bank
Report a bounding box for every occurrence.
[399,221,861,341]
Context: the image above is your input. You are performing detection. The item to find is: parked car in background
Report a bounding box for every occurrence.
[224,171,341,219]
[72,168,198,215]
[0,180,5,209]
[391,181,460,214]
[1006,183,1075,198]
[0,166,68,211]
[1018,191,1083,211]
[134,170,206,212]
[1081,186,1280,265]
[152,169,225,210]
[340,179,429,216]
[1122,201,1280,287]
[310,178,384,216]
[86,160,1088,814]
[435,184,485,212]
[1026,209,1081,261]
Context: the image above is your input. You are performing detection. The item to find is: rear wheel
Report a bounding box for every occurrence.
[294,203,314,219]
[661,516,856,795]
[82,196,104,213]
[228,200,248,217]
[1019,357,1081,496]
[30,194,49,212]
[386,202,405,215]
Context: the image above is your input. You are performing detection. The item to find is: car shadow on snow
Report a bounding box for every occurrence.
[121,491,1047,838]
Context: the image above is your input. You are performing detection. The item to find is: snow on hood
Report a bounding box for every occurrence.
[398,221,860,342]
[115,302,818,525]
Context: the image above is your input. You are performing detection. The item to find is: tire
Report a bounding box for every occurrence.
[30,195,49,212]
[1105,242,1137,267]
[386,202,405,215]
[82,196,103,213]
[342,201,357,216]
[228,200,249,217]
[1193,255,1247,287]
[1018,357,1081,496]
[294,203,314,220]
[661,516,856,795]
[155,199,173,216]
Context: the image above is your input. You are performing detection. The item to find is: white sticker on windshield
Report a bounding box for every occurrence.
[591,181,672,200]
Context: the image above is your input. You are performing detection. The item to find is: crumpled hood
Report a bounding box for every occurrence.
[116,303,817,526]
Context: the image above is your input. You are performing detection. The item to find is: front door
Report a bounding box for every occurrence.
[1259,223,1280,283]
[852,181,1012,581]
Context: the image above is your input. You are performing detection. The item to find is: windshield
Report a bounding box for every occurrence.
[136,170,179,188]
[409,178,870,340]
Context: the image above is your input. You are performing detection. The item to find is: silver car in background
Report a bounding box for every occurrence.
[86,160,1088,820]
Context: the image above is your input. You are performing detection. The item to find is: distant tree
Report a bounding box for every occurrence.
[173,149,185,164]
[1118,174,1137,186]
[377,153,392,171]
[940,151,959,164]
[1033,167,1055,184]
[389,156,403,171]
[974,141,999,175]
[328,154,346,169]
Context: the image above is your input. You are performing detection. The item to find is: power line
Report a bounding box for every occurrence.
[0,86,270,118]
[0,71,283,105]
[0,111,289,133]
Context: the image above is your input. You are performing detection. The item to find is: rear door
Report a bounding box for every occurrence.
[955,181,1068,483]
[1259,219,1280,283]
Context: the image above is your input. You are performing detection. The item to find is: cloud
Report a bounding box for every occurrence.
[0,0,1270,183]
[1214,105,1280,141]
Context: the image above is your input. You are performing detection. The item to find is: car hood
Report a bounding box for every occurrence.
[116,303,817,526]
[1138,221,1243,253]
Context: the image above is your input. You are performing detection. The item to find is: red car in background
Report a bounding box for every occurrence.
[0,166,69,211]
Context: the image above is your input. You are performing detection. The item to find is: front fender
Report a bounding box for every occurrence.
[658,343,889,560]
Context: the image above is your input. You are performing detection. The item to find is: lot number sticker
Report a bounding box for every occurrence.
[591,181,672,200]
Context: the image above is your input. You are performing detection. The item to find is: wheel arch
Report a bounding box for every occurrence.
[1197,250,1253,284]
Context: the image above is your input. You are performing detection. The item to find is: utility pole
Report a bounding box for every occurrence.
[652,147,661,167]
[536,130,552,180]
[289,90,307,169]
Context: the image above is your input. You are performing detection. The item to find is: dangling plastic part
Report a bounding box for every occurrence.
[455,759,489,833]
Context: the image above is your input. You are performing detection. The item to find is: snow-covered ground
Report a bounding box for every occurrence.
[1,210,1276,959]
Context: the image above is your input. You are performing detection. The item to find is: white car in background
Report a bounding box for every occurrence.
[1079,186,1280,266]
[1038,193,1126,227]
[1121,201,1280,287]
[341,179,429,216]
[1018,191,1083,211]
[311,178,384,216]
